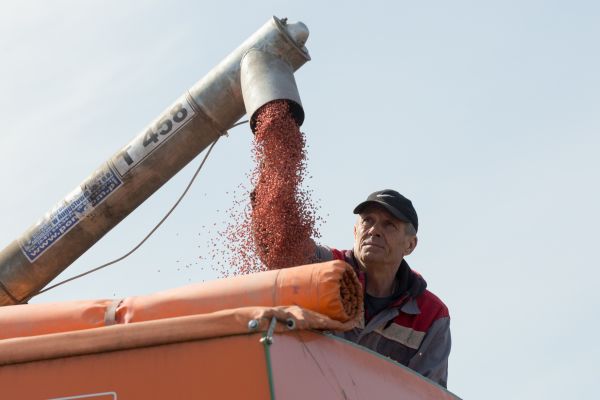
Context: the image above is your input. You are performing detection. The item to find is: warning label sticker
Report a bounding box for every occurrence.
[19,164,122,262]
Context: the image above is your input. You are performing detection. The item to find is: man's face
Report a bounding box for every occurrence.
[353,204,417,269]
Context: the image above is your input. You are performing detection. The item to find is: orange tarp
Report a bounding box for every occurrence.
[0,261,362,340]
[118,259,362,324]
[0,306,356,366]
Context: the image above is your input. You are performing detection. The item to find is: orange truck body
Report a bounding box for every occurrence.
[0,262,460,399]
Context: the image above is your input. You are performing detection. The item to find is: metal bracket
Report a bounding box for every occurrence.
[260,316,278,345]
[250,315,297,345]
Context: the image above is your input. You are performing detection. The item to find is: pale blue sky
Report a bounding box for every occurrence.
[1,1,599,398]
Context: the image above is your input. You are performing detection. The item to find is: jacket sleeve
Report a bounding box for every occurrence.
[407,316,451,388]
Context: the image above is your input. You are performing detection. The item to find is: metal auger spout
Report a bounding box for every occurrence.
[240,46,306,132]
[0,16,310,306]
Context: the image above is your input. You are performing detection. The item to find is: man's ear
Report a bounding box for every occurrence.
[353,223,357,240]
[404,235,418,256]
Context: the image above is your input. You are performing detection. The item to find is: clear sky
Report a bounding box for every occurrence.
[1,1,599,398]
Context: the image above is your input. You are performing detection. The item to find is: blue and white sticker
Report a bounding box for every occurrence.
[19,164,122,262]
[111,95,196,177]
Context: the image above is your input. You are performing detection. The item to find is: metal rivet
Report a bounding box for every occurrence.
[286,318,296,330]
[248,319,259,331]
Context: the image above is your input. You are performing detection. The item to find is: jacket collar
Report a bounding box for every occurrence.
[344,250,424,316]
[400,298,421,315]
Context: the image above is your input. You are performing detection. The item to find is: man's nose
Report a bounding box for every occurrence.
[367,223,382,236]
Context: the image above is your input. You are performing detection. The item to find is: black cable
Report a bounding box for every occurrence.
[32,120,248,299]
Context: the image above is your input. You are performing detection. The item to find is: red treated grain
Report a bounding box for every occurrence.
[210,100,320,276]
[250,100,317,270]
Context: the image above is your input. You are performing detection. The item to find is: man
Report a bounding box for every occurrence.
[314,189,451,388]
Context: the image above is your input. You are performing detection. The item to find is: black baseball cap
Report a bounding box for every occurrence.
[353,189,419,232]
